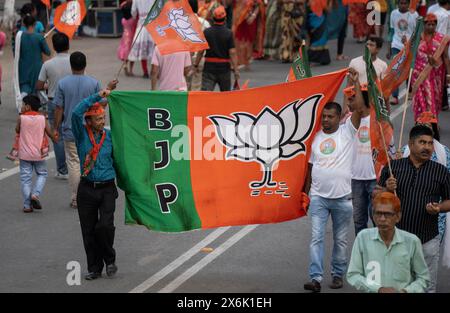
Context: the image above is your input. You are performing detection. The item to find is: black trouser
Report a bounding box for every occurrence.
[201,71,231,91]
[77,179,118,273]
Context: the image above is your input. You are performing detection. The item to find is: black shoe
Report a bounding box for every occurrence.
[329,276,343,289]
[30,196,42,210]
[304,279,321,292]
[106,263,118,277]
[84,272,102,280]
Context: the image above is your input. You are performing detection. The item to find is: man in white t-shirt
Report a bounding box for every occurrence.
[387,0,419,105]
[345,37,388,112]
[303,69,364,293]
[428,0,449,36]
[36,33,72,180]
[151,46,192,91]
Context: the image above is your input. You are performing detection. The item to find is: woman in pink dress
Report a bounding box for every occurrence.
[411,13,450,122]
[117,0,137,76]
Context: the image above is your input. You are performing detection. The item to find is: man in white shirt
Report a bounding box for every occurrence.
[428,0,449,36]
[36,33,72,179]
[387,0,419,104]
[303,69,364,292]
[344,36,388,113]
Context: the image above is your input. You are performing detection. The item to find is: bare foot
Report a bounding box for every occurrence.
[336,55,350,61]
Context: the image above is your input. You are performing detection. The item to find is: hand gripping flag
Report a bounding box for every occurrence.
[364,46,394,179]
[54,0,87,39]
[287,43,312,82]
[145,0,209,55]
[380,17,423,99]
[108,69,347,232]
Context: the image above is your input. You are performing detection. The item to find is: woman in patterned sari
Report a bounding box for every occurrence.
[263,0,283,60]
[411,13,450,122]
[233,0,266,69]
[279,0,306,63]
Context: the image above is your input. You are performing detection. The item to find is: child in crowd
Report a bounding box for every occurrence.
[14,95,55,213]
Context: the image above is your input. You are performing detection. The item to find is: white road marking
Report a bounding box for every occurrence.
[129,226,231,293]
[158,225,258,293]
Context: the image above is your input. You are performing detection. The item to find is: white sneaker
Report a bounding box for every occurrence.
[54,172,69,180]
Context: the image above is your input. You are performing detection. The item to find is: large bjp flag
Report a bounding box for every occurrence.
[145,0,209,55]
[108,69,347,232]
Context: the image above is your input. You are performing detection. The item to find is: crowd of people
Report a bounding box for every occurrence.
[0,0,449,292]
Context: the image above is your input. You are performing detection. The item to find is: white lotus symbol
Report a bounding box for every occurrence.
[157,8,204,42]
[209,95,322,189]
[61,1,82,26]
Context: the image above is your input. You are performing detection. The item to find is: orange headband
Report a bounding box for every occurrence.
[84,103,105,117]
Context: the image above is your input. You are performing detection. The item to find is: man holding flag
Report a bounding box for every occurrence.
[303,68,365,293]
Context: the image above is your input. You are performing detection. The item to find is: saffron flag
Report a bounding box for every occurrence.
[287,43,312,82]
[380,17,423,99]
[145,0,209,55]
[54,0,87,39]
[364,46,394,178]
[41,0,51,8]
[108,69,347,232]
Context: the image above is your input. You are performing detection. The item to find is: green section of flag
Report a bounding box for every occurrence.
[291,44,312,80]
[144,0,168,25]
[364,46,390,123]
[108,91,202,232]
[409,17,424,69]
[85,0,92,9]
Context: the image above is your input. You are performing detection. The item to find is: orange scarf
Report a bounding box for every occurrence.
[81,126,106,177]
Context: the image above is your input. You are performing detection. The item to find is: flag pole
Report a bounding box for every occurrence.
[397,68,414,153]
[44,26,56,38]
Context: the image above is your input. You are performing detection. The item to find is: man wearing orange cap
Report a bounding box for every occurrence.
[71,81,119,281]
[193,6,240,91]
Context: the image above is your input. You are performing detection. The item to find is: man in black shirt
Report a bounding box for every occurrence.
[193,6,239,91]
[377,125,450,292]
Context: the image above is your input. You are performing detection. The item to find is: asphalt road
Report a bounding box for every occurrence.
[0,33,449,293]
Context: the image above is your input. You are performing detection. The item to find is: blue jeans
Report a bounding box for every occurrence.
[20,160,48,208]
[48,104,68,175]
[351,179,377,235]
[391,47,401,99]
[308,195,353,282]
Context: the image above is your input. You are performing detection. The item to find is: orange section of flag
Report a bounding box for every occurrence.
[54,0,87,39]
[310,0,328,17]
[409,0,420,12]
[41,0,51,8]
[146,0,209,55]
[188,69,347,228]
[370,106,394,179]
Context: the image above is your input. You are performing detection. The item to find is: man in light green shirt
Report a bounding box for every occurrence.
[347,192,430,293]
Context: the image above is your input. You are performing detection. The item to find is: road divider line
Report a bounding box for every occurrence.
[158,225,258,293]
[129,226,231,293]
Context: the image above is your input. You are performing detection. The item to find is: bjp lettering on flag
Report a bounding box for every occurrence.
[54,0,87,39]
[108,69,347,232]
[145,0,209,55]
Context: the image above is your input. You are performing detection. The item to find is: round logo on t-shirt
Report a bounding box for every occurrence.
[397,19,408,32]
[358,126,370,143]
[320,138,336,155]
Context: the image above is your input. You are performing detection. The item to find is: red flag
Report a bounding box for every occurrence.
[41,0,51,8]
[54,0,87,39]
[146,0,209,55]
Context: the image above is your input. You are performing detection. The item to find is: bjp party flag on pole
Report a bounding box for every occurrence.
[145,0,209,55]
[108,69,347,232]
[364,46,395,179]
[54,0,87,39]
[287,41,312,82]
